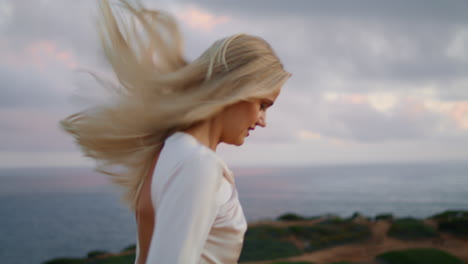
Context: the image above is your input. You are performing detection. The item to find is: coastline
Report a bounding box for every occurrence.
[42,210,468,264]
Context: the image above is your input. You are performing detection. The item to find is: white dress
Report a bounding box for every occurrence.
[134,132,248,264]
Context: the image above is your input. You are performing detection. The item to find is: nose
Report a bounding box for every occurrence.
[257,111,266,128]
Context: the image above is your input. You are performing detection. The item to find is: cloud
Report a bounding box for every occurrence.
[0,39,80,108]
[173,1,467,101]
[446,27,468,62]
[450,101,468,130]
[178,0,468,24]
[175,5,231,32]
[1,0,467,167]
[259,89,467,144]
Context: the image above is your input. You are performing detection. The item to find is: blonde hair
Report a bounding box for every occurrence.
[60,0,291,210]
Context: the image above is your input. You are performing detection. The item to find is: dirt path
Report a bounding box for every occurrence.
[244,220,468,264]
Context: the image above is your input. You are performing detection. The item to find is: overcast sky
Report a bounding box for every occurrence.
[0,0,467,168]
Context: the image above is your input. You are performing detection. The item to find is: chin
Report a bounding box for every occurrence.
[234,141,244,146]
[222,133,246,147]
[226,137,245,146]
[232,140,244,146]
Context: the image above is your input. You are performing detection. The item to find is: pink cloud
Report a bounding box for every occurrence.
[3,40,77,70]
[450,101,468,129]
[346,94,367,104]
[177,6,231,32]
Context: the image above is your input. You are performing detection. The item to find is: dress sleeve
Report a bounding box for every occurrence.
[145,151,224,264]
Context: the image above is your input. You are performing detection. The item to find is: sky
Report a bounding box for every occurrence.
[0,0,467,168]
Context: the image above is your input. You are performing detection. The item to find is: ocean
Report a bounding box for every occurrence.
[0,162,467,264]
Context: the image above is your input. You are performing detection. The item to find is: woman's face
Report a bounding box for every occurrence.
[218,87,281,146]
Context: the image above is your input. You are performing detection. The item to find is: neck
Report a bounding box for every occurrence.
[182,118,222,151]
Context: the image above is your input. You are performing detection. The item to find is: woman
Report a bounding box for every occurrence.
[60,0,291,263]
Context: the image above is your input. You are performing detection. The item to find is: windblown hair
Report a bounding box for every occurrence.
[60,0,291,211]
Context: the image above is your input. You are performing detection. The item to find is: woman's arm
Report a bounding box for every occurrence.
[145,152,223,263]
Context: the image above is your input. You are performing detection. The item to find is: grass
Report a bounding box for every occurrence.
[277,213,309,221]
[387,218,438,240]
[376,248,464,264]
[85,254,135,264]
[431,210,468,237]
[239,225,302,262]
[271,262,316,264]
[289,219,371,252]
[42,211,468,264]
[431,210,468,221]
[42,250,135,264]
[375,213,394,221]
[86,251,109,258]
[42,258,86,264]
[239,239,302,262]
[270,261,357,264]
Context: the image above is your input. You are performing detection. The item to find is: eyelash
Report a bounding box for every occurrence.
[260,103,268,110]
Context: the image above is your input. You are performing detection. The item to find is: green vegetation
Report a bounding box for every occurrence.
[276,213,323,221]
[239,239,302,262]
[271,262,316,264]
[86,254,135,264]
[277,213,309,221]
[42,211,468,264]
[270,261,357,264]
[42,251,135,264]
[431,210,468,236]
[387,218,438,240]
[239,225,302,262]
[289,219,371,252]
[42,258,85,264]
[346,212,365,221]
[120,244,136,252]
[376,248,464,264]
[87,251,108,258]
[375,213,394,221]
[245,225,291,239]
[431,210,468,221]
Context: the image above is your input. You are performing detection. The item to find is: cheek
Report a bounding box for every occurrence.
[223,102,259,138]
[247,104,260,123]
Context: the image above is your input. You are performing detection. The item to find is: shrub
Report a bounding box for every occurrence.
[375,213,394,221]
[245,225,291,239]
[438,217,468,236]
[347,212,365,221]
[87,251,108,258]
[376,248,463,264]
[239,239,302,262]
[431,210,468,236]
[327,262,358,264]
[277,213,308,221]
[120,244,136,252]
[85,254,135,264]
[239,225,302,262]
[42,258,85,264]
[289,220,371,252]
[387,218,438,240]
[431,210,468,221]
[271,262,316,264]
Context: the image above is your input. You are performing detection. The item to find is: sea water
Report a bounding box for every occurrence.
[0,162,467,264]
